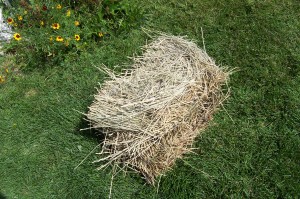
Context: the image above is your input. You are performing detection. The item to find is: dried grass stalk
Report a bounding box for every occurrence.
[86,34,230,184]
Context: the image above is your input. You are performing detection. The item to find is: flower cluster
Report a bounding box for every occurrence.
[7,2,106,44]
[2,0,142,68]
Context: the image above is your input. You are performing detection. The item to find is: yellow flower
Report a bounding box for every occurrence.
[18,15,23,21]
[66,9,71,17]
[74,21,80,26]
[50,36,53,41]
[0,75,5,83]
[56,4,62,9]
[51,23,60,30]
[56,36,63,42]
[5,68,9,73]
[13,23,18,27]
[13,33,21,41]
[40,21,44,26]
[98,32,104,37]
[74,34,80,41]
[7,18,14,24]
[24,10,28,15]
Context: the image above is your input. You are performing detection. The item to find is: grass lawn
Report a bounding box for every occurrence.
[1,0,299,198]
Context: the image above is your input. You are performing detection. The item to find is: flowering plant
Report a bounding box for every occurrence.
[4,0,143,68]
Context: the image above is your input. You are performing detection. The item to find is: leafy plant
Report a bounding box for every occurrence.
[3,0,144,68]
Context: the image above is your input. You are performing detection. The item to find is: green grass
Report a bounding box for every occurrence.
[1,0,300,198]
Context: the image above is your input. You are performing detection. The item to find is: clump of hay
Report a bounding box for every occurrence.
[86,34,229,184]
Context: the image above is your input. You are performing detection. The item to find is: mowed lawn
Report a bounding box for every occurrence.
[1,0,299,198]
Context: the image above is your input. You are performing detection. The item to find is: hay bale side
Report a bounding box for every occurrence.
[86,35,229,184]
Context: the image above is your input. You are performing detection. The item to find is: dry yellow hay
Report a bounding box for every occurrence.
[86,34,229,184]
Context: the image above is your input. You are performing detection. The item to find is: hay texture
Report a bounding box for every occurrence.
[86,34,229,184]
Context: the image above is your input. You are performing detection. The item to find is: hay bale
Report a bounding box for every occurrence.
[86,34,229,184]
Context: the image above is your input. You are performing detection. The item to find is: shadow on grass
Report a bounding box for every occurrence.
[0,193,7,199]
[76,117,106,143]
